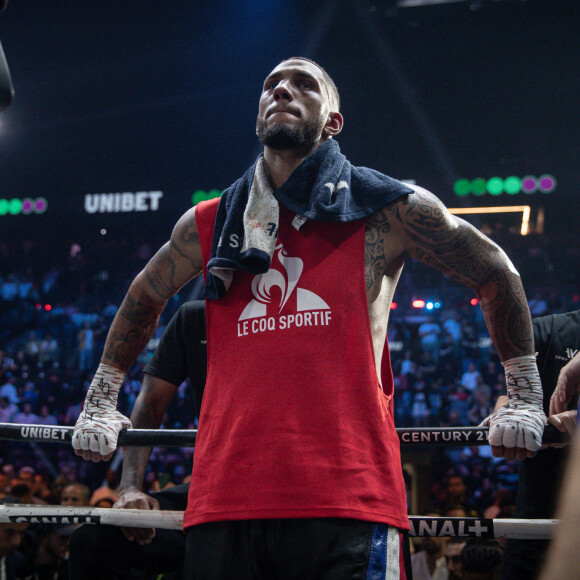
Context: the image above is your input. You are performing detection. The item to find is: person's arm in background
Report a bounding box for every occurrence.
[72,207,203,463]
[116,373,178,545]
[387,187,543,460]
[550,351,580,414]
[546,351,580,439]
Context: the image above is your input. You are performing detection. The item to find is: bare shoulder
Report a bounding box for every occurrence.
[141,207,204,301]
[171,206,201,253]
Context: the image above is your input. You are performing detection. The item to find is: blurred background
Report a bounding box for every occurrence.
[0,0,578,539]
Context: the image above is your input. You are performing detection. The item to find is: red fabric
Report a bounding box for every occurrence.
[184,198,409,530]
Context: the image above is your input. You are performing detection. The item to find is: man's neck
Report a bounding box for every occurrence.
[262,140,324,190]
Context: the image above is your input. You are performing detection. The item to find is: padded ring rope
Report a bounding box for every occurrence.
[0,422,566,447]
[0,505,557,539]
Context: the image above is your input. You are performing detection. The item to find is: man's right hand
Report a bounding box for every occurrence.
[115,487,160,545]
[72,410,131,462]
[72,363,132,462]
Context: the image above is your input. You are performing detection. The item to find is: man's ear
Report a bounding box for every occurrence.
[322,112,343,138]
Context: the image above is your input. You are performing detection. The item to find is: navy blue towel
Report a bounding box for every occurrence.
[204,139,413,299]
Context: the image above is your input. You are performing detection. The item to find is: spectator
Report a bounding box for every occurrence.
[61,483,91,506]
[89,469,119,507]
[0,350,16,382]
[24,332,41,366]
[36,404,58,426]
[461,539,503,580]
[0,375,19,405]
[418,314,442,362]
[27,524,74,580]
[0,396,18,423]
[442,309,462,345]
[467,383,494,425]
[461,323,480,364]
[13,403,39,425]
[411,521,448,580]
[0,497,27,580]
[19,381,40,411]
[461,361,482,392]
[39,334,59,365]
[76,322,94,371]
[445,538,467,580]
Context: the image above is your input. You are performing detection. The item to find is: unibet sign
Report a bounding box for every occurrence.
[84,191,163,213]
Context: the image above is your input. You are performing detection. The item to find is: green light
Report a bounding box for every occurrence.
[191,189,222,205]
[504,176,521,195]
[8,198,22,215]
[453,179,470,197]
[0,199,8,216]
[471,178,487,196]
[486,177,503,196]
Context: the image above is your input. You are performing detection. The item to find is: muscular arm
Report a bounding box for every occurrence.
[388,186,533,361]
[101,207,204,372]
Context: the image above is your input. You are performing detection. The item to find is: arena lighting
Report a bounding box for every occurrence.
[448,205,531,236]
[454,175,556,197]
[0,197,48,216]
[412,299,426,309]
[191,189,222,205]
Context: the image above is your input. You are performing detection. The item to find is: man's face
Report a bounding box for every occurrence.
[256,59,334,150]
[0,523,27,557]
[448,477,466,498]
[46,532,71,560]
[445,541,466,580]
[61,485,87,506]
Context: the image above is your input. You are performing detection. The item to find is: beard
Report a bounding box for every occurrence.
[256,113,325,150]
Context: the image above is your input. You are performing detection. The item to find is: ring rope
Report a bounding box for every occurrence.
[0,505,557,539]
[0,423,566,447]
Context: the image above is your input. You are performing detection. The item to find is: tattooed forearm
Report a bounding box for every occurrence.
[365,211,390,290]
[475,270,533,359]
[120,293,159,328]
[102,291,161,369]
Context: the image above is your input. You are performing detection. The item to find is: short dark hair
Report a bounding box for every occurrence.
[461,539,503,573]
[282,57,340,112]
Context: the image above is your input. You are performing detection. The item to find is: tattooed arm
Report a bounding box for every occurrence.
[72,207,203,462]
[386,186,545,460]
[102,207,204,372]
[390,185,533,361]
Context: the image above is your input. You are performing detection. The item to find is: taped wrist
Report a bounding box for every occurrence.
[502,354,543,409]
[83,363,126,417]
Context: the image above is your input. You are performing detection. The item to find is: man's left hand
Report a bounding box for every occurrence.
[482,404,546,461]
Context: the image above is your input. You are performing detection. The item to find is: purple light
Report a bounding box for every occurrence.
[22,198,35,214]
[521,176,537,193]
[35,198,47,213]
[538,175,556,193]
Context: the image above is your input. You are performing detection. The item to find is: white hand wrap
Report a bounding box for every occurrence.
[483,355,546,452]
[72,363,132,457]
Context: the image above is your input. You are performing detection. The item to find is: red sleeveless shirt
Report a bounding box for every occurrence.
[184,198,409,530]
